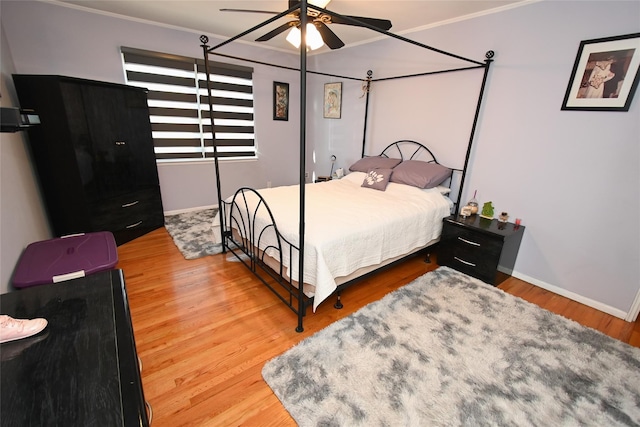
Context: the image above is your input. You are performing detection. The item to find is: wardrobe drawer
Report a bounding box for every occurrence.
[90,188,164,244]
[110,213,164,246]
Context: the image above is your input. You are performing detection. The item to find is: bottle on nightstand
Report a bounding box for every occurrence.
[467,190,479,215]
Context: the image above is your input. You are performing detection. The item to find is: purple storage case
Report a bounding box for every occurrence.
[12,232,118,289]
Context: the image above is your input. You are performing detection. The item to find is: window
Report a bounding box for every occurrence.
[121,47,255,162]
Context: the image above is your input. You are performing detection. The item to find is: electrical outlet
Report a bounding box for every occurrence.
[305,172,309,179]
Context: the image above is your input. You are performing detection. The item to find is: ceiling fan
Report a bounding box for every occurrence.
[220,0,393,50]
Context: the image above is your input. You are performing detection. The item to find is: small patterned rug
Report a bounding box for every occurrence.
[164,208,222,260]
[262,266,640,426]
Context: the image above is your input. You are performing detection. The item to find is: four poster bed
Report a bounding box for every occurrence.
[200,1,494,332]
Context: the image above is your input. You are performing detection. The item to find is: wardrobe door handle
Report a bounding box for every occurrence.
[454,256,476,267]
[122,200,140,208]
[146,401,153,424]
[126,221,143,229]
[458,237,480,247]
[115,141,126,145]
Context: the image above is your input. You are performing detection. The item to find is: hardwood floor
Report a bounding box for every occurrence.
[117,227,640,426]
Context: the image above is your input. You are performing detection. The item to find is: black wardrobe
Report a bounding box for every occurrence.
[13,75,164,245]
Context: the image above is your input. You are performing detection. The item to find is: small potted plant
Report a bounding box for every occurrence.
[480,201,494,219]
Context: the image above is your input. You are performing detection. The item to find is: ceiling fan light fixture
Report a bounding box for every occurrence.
[308,0,331,8]
[286,23,324,50]
[285,26,301,48]
[306,24,324,50]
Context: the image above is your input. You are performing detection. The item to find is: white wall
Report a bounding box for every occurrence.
[1,0,639,321]
[308,0,640,319]
[0,24,51,294]
[0,0,302,293]
[453,1,639,318]
[1,0,303,212]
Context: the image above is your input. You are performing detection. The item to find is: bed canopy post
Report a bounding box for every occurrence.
[295,0,310,333]
[456,50,495,215]
[200,7,496,332]
[361,70,373,158]
[200,35,226,251]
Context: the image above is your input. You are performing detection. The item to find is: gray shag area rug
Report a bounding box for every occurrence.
[262,266,640,427]
[164,208,222,260]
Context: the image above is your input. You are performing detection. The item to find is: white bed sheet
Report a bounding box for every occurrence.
[223,171,452,311]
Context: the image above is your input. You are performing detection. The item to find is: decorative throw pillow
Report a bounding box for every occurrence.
[361,168,393,191]
[349,156,401,173]
[390,160,452,189]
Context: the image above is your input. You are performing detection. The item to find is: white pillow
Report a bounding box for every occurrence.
[422,185,451,195]
[343,171,367,184]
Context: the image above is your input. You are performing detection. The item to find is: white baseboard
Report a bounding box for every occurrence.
[626,288,640,322]
[163,204,218,216]
[512,270,629,321]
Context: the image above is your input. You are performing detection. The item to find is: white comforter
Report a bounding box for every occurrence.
[224,171,452,311]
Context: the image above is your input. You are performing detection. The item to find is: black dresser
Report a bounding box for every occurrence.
[0,270,149,426]
[13,74,164,245]
[438,215,525,286]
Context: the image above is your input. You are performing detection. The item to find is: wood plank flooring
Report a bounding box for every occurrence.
[116,227,640,426]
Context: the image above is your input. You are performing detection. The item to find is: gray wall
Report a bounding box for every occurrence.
[1,24,52,295]
[1,1,639,323]
[307,0,640,319]
[1,0,303,211]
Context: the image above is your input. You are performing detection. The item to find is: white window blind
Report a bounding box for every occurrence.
[121,47,255,161]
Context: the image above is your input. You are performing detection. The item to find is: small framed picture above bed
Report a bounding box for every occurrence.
[561,32,640,112]
[273,81,289,121]
[323,82,342,119]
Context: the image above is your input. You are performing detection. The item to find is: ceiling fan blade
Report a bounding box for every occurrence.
[329,15,392,31]
[315,22,345,50]
[256,21,298,42]
[220,8,280,14]
[289,1,332,11]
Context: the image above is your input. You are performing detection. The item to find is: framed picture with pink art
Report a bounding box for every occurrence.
[323,82,342,119]
[562,33,640,111]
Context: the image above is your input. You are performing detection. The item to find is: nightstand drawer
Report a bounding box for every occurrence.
[439,229,502,284]
[445,227,502,261]
[438,215,525,285]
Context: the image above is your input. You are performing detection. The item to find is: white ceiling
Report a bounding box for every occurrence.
[52,0,529,52]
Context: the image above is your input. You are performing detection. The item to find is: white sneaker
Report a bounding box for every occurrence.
[0,315,48,344]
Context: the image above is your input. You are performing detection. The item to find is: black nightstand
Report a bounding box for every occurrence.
[438,215,525,286]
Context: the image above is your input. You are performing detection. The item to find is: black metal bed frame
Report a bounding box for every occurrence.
[219,140,457,331]
[222,187,307,318]
[200,0,494,332]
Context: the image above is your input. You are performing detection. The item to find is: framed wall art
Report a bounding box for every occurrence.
[561,32,640,111]
[273,81,289,121]
[323,82,342,119]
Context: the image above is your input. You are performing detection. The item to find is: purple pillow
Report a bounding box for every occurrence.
[390,160,452,189]
[361,168,393,191]
[349,156,401,173]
